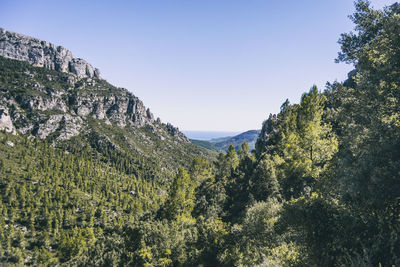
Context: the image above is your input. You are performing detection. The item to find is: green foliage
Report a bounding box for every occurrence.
[189,157,213,182]
[190,139,223,152]
[278,2,400,265]
[249,153,280,201]
[123,219,196,266]
[224,143,255,222]
[0,131,164,265]
[277,194,356,266]
[263,86,338,200]
[221,200,282,266]
[162,168,197,222]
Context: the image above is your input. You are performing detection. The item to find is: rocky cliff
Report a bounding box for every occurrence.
[0,29,189,145]
[0,28,100,79]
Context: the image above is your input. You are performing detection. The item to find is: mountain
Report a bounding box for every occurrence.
[207,129,261,151]
[0,28,214,172]
[0,28,218,264]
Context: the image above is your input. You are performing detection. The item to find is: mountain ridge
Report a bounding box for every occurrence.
[0,28,189,142]
[0,28,101,79]
[0,29,214,173]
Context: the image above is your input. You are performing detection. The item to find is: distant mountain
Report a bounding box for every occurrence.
[183,131,240,141]
[212,130,261,151]
[191,130,261,152]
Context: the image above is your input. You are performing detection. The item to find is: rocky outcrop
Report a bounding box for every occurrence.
[0,28,101,79]
[166,123,189,143]
[0,106,16,134]
[0,56,190,142]
[4,88,158,141]
[0,29,190,144]
[69,86,155,128]
[35,114,83,140]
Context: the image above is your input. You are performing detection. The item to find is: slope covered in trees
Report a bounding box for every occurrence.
[0,131,165,264]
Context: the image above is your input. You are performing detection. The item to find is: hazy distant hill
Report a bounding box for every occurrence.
[211,130,261,151]
[191,130,261,152]
[182,130,239,141]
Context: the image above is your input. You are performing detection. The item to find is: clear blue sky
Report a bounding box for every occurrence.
[0,0,395,131]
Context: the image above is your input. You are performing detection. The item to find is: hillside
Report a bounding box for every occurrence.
[0,29,215,173]
[189,139,223,152]
[0,29,216,265]
[0,131,168,264]
[210,130,261,151]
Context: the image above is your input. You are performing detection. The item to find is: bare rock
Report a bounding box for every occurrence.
[0,106,16,134]
[57,115,83,140]
[0,28,191,144]
[36,114,83,140]
[0,28,101,79]
[6,141,14,147]
[36,115,63,139]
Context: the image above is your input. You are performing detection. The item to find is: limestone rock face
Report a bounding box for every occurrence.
[36,114,83,140]
[0,28,101,79]
[0,106,16,134]
[0,28,190,144]
[166,123,189,143]
[69,90,155,128]
[0,80,161,141]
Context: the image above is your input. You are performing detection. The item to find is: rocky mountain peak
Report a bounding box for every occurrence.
[0,28,101,79]
[0,29,190,144]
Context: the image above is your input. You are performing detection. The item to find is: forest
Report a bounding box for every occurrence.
[0,1,400,266]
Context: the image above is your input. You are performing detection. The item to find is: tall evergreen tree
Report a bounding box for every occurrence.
[272,86,338,199]
[163,168,197,222]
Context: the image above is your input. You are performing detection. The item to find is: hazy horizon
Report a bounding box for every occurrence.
[182,130,243,141]
[0,0,396,132]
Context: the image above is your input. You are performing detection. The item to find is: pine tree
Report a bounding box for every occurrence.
[272,86,338,199]
[163,168,196,222]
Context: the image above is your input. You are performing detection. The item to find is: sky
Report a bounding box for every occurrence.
[0,0,396,132]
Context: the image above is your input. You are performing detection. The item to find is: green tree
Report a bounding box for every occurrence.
[189,157,212,182]
[274,86,338,199]
[163,168,197,222]
[249,154,280,201]
[237,142,250,160]
[328,1,400,263]
[225,143,255,222]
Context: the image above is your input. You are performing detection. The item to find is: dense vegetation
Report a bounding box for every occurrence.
[190,139,223,152]
[1,1,400,266]
[0,131,166,265]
